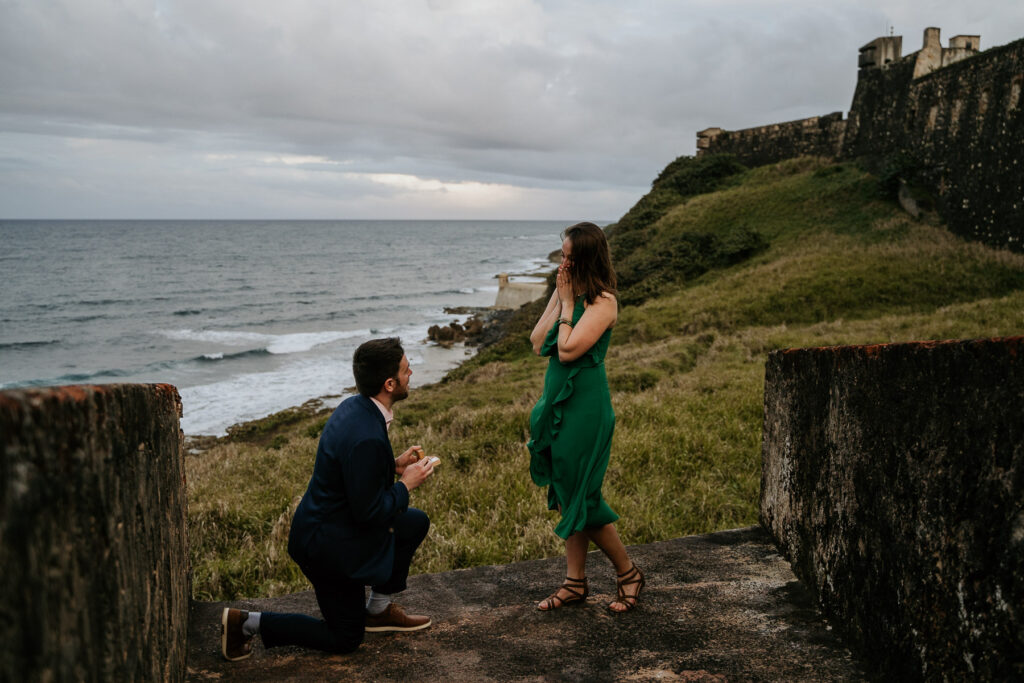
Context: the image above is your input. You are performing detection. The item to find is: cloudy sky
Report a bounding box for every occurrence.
[2,1,1022,221]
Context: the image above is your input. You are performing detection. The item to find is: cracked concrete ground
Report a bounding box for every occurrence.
[186,526,869,682]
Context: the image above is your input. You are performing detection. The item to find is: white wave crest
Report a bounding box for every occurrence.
[159,328,370,355]
[178,335,471,436]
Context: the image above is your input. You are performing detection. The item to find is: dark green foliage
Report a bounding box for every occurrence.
[224,406,311,443]
[616,225,768,307]
[604,154,758,307]
[715,225,768,262]
[813,164,846,178]
[607,154,747,265]
[875,151,920,200]
[653,153,747,195]
[607,191,681,260]
[305,417,328,439]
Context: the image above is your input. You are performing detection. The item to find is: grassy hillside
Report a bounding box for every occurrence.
[186,156,1024,601]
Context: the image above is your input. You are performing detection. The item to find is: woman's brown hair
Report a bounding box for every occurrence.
[563,222,617,305]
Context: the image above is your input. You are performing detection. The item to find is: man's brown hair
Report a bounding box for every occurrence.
[353,337,404,396]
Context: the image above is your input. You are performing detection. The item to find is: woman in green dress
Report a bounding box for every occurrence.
[527,222,645,613]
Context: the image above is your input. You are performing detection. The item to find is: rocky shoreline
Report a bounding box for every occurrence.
[426,306,516,347]
[424,266,555,351]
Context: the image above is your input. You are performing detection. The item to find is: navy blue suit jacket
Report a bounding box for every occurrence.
[288,394,410,585]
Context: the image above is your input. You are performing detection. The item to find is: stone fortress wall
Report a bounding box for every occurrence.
[698,28,1024,251]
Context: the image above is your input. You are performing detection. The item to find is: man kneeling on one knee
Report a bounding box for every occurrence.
[221,337,436,659]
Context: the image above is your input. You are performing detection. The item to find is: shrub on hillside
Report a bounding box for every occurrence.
[616,224,768,307]
[653,153,747,196]
[607,154,747,266]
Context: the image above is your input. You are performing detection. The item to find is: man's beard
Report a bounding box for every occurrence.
[391,380,409,402]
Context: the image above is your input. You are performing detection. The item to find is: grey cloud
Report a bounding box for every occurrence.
[1,1,1023,218]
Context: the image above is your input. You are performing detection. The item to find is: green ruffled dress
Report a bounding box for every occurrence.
[528,295,619,539]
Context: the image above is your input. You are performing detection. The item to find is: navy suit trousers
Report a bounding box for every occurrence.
[259,507,430,653]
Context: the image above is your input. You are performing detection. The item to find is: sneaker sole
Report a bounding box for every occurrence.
[221,608,252,661]
[365,619,432,633]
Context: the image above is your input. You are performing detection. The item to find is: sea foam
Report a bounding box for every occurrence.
[160,328,370,355]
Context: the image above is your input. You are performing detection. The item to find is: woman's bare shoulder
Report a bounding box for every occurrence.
[593,291,617,310]
[588,292,618,325]
[583,291,617,309]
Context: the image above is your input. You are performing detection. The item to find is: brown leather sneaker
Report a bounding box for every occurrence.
[364,603,432,632]
[221,607,254,661]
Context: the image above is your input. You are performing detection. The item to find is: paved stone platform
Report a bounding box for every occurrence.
[186,526,869,682]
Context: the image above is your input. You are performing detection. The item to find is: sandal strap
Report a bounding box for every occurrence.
[616,565,639,579]
[558,580,587,600]
[616,566,642,587]
[617,583,637,599]
[612,566,645,611]
[541,577,589,609]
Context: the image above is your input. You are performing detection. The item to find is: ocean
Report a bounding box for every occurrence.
[0,220,563,435]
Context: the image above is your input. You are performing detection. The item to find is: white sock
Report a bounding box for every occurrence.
[366,591,392,615]
[242,611,261,637]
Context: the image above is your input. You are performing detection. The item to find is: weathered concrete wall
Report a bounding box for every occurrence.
[0,384,189,683]
[761,337,1024,680]
[696,112,846,168]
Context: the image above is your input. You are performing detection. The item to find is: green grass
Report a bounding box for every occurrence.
[186,156,1024,601]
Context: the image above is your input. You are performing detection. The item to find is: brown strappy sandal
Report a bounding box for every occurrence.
[537,575,589,611]
[609,565,645,613]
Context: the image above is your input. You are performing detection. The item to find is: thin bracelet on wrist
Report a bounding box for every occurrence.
[558,317,573,328]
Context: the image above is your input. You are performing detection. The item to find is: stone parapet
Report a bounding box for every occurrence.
[0,384,189,683]
[695,112,845,167]
[761,337,1024,680]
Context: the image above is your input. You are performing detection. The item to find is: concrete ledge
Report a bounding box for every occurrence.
[186,527,866,682]
[762,337,1024,680]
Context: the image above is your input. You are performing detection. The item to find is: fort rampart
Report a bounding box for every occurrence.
[761,337,1024,679]
[698,28,1024,251]
[0,384,189,682]
[696,112,846,169]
